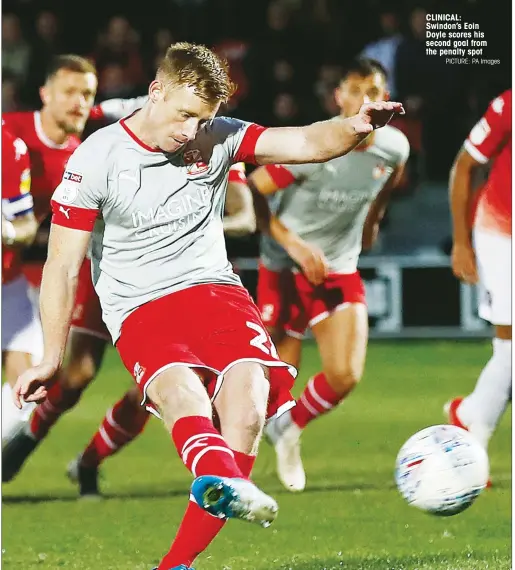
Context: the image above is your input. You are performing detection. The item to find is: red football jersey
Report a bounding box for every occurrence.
[2,111,81,222]
[464,90,512,236]
[2,127,33,283]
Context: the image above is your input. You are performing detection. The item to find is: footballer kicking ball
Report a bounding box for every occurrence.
[395,424,489,516]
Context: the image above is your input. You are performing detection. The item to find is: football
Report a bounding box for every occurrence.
[395,424,490,516]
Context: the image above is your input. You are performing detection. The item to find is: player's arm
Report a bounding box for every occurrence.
[248,165,329,286]
[253,101,404,165]
[450,93,509,284]
[13,141,105,409]
[89,95,148,122]
[362,164,406,251]
[223,165,256,236]
[1,132,38,248]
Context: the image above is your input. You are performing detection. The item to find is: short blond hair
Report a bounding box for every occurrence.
[46,55,97,82]
[157,42,236,104]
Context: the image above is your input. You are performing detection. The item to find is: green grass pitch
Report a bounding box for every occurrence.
[2,340,511,569]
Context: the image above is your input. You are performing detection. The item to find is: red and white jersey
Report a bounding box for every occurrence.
[2,127,33,284]
[2,111,81,222]
[50,116,265,342]
[464,90,512,236]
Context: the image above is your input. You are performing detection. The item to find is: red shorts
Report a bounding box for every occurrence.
[116,284,296,420]
[257,264,306,335]
[70,259,110,341]
[289,271,367,334]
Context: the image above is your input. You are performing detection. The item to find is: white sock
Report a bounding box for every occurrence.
[1,382,36,444]
[458,338,512,448]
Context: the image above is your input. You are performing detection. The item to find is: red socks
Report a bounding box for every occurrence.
[29,383,83,440]
[158,416,256,569]
[80,392,150,468]
[291,372,343,428]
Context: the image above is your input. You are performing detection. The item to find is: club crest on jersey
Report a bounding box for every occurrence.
[133,362,146,384]
[183,149,209,176]
[372,163,387,179]
[63,170,83,184]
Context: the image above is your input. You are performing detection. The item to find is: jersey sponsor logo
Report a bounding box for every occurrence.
[63,170,83,184]
[54,183,78,205]
[183,149,209,176]
[13,138,28,160]
[133,362,146,384]
[20,168,31,194]
[59,205,71,219]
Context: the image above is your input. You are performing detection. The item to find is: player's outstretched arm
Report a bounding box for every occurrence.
[254,101,405,165]
[89,95,148,122]
[13,224,92,408]
[449,148,481,284]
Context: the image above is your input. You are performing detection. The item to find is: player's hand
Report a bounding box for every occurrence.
[13,362,58,409]
[285,237,329,286]
[350,101,405,134]
[451,242,478,284]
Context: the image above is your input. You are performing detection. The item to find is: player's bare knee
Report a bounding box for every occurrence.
[126,385,143,405]
[146,367,212,428]
[63,356,98,389]
[3,351,33,386]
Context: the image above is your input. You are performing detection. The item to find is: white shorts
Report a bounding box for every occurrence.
[2,275,44,360]
[473,229,512,326]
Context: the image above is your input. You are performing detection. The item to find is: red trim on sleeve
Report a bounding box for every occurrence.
[264,164,296,189]
[89,105,105,120]
[234,124,267,165]
[228,167,247,184]
[51,200,99,231]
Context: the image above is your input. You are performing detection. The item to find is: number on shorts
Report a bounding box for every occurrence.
[246,321,279,358]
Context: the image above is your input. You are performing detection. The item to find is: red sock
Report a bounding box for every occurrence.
[158,448,255,569]
[172,415,244,479]
[80,392,150,468]
[290,372,343,428]
[29,383,83,440]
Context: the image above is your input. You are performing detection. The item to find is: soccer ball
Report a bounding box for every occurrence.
[394,424,489,516]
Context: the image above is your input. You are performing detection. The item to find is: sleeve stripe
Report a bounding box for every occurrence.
[463,140,489,164]
[228,168,247,184]
[2,195,34,218]
[264,164,296,189]
[51,200,99,231]
[233,124,267,165]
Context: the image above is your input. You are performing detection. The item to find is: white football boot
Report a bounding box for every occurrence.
[264,409,306,492]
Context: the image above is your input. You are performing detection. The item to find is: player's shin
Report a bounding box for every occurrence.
[80,389,150,468]
[157,450,256,569]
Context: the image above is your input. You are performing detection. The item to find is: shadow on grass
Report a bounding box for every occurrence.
[3,476,510,505]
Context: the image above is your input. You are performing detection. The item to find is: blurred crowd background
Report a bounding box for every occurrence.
[1,0,511,258]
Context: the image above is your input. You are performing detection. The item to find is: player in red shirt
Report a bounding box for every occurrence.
[446,90,512,465]
[1,127,39,442]
[13,43,403,569]
[1,55,99,447]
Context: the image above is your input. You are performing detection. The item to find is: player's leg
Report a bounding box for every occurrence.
[268,303,368,491]
[158,361,273,569]
[2,330,107,482]
[447,231,511,450]
[1,276,43,444]
[147,364,277,570]
[67,385,150,497]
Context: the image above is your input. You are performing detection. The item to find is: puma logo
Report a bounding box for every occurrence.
[59,206,71,219]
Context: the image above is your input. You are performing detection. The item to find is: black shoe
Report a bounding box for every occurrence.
[67,456,100,498]
[2,431,39,482]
